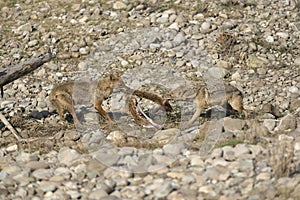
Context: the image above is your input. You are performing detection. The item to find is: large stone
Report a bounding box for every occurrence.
[152,128,180,145]
[263,119,277,132]
[25,161,49,170]
[189,155,205,167]
[57,147,81,166]
[153,181,173,199]
[237,159,254,172]
[107,131,127,144]
[246,55,268,68]
[216,60,232,68]
[275,114,297,133]
[163,142,187,156]
[32,169,53,180]
[233,144,251,157]
[89,189,108,199]
[294,57,300,66]
[207,67,228,79]
[204,167,221,180]
[16,152,39,163]
[113,1,127,10]
[223,117,246,132]
[222,146,236,161]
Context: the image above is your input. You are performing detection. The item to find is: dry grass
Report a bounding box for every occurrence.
[268,135,296,178]
[116,140,164,149]
[0,113,87,154]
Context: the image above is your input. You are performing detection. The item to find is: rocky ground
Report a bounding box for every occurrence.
[1,0,300,199]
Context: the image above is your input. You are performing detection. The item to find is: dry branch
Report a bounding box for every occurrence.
[0,50,53,97]
[0,112,20,140]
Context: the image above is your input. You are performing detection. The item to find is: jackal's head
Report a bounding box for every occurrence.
[108,73,128,91]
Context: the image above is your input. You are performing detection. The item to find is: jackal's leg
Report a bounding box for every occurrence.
[52,94,81,124]
[94,98,114,122]
[182,87,209,129]
[228,93,248,118]
[182,102,205,129]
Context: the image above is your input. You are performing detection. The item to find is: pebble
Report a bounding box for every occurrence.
[89,189,108,199]
[207,67,228,79]
[152,128,180,145]
[169,22,180,31]
[263,119,277,132]
[32,169,53,180]
[156,13,169,24]
[222,146,236,161]
[201,21,211,32]
[6,144,18,152]
[276,32,289,39]
[28,40,39,47]
[275,114,297,132]
[265,35,274,43]
[153,181,173,198]
[106,131,127,144]
[190,155,205,166]
[294,57,300,65]
[223,118,246,132]
[231,71,241,80]
[246,55,268,68]
[57,147,81,166]
[79,47,89,55]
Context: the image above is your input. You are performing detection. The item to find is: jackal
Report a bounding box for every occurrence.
[165,83,247,128]
[49,73,172,128]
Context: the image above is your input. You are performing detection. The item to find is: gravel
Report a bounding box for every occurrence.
[0,0,300,199]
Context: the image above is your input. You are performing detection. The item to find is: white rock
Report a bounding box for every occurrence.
[276,32,289,39]
[107,131,126,144]
[152,128,180,145]
[256,172,271,181]
[207,67,228,79]
[231,71,241,80]
[275,114,297,132]
[57,147,81,166]
[190,155,204,166]
[295,57,300,66]
[222,146,235,161]
[157,13,169,24]
[32,169,53,180]
[89,189,108,199]
[55,72,63,77]
[169,22,179,31]
[263,119,277,132]
[28,40,39,47]
[201,21,211,31]
[153,181,173,198]
[79,47,89,55]
[70,19,77,24]
[294,142,300,151]
[265,35,274,43]
[6,144,18,152]
[289,86,299,94]
[113,1,127,10]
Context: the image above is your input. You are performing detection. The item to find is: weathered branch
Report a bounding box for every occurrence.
[0,112,20,140]
[0,50,53,97]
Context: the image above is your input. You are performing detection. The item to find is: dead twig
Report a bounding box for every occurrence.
[0,112,20,140]
[0,50,53,97]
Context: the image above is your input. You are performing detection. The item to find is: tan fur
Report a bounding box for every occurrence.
[49,74,172,126]
[166,83,247,128]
